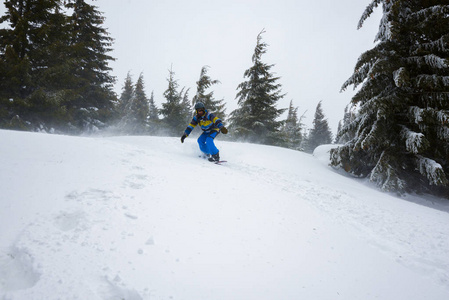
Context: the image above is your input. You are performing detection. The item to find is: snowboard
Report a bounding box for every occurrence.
[199,154,226,164]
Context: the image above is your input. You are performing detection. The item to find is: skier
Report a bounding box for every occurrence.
[181,102,228,162]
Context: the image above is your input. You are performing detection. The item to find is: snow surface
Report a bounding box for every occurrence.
[1,129,449,300]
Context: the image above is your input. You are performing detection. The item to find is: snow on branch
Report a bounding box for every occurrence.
[424,54,448,69]
[370,151,406,192]
[434,109,449,124]
[438,126,449,141]
[374,13,392,42]
[358,0,382,29]
[410,5,449,23]
[416,155,448,186]
[411,35,449,55]
[401,126,429,154]
[408,106,424,124]
[415,74,449,90]
[393,67,409,87]
[407,54,448,69]
[361,121,380,150]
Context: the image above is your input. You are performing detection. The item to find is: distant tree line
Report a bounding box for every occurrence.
[0,2,330,149]
[3,0,447,197]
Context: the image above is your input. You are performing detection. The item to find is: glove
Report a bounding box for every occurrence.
[181,133,187,143]
[220,127,228,134]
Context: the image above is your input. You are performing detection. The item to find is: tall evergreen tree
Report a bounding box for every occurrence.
[229,30,286,145]
[0,0,116,132]
[148,91,160,135]
[130,73,150,134]
[117,72,134,116]
[148,91,159,121]
[116,72,134,133]
[282,100,304,150]
[160,67,188,136]
[331,0,449,196]
[0,0,69,130]
[65,0,116,132]
[306,101,333,153]
[192,66,226,118]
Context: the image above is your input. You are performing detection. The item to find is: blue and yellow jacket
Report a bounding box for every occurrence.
[184,110,224,136]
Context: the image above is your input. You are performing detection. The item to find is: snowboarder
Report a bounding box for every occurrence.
[181,102,228,162]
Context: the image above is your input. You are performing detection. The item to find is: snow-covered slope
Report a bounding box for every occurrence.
[1,130,448,300]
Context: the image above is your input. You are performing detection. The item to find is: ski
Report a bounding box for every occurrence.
[214,160,227,165]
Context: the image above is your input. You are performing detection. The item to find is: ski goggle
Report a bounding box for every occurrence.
[196,108,205,114]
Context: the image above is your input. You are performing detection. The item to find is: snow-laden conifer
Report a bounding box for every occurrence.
[192,66,226,119]
[306,101,333,153]
[229,30,286,146]
[281,100,304,150]
[331,0,449,196]
[160,67,190,136]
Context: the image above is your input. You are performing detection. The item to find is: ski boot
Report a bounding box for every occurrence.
[208,152,220,162]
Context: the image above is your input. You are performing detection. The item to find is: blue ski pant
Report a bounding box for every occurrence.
[197,131,219,156]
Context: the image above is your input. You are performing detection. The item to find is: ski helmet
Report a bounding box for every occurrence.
[194,102,205,110]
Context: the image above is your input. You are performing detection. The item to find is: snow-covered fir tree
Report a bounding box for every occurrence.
[306,101,333,153]
[117,72,134,117]
[282,100,304,150]
[192,66,226,119]
[65,0,116,132]
[160,67,190,136]
[229,30,286,146]
[116,72,152,134]
[335,104,356,144]
[330,0,449,196]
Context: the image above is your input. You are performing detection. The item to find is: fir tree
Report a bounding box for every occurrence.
[229,30,286,145]
[192,66,226,118]
[65,0,116,132]
[0,0,116,132]
[180,87,192,125]
[117,72,134,117]
[160,67,188,136]
[0,0,69,130]
[115,72,134,134]
[148,91,159,121]
[130,73,151,134]
[306,101,333,153]
[330,0,449,196]
[282,100,304,150]
[147,91,160,135]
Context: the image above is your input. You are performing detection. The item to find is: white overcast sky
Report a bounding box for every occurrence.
[3,0,383,133]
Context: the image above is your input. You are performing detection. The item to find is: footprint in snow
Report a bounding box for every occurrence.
[123,174,149,190]
[53,210,87,232]
[0,246,41,292]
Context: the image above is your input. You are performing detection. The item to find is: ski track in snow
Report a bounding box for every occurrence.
[0,132,448,299]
